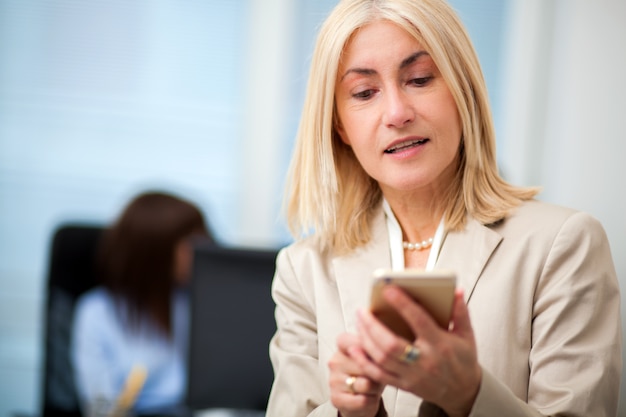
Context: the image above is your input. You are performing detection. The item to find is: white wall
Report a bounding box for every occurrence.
[238,0,295,247]
[501,0,626,414]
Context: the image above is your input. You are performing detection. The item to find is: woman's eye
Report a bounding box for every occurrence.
[410,76,432,87]
[353,89,375,100]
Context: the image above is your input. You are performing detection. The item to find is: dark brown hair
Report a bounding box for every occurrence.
[97,191,211,337]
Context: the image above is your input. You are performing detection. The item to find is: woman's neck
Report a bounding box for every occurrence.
[384,191,443,244]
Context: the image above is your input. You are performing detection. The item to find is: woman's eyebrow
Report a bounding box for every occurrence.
[340,67,376,82]
[400,50,430,69]
[340,50,430,82]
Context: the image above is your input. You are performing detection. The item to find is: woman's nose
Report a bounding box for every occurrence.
[382,88,415,128]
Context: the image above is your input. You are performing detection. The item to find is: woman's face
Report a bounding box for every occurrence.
[334,20,462,197]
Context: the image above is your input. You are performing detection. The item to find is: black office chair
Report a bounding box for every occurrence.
[185,241,278,417]
[40,223,105,417]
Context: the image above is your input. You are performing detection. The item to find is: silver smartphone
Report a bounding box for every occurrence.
[369,268,456,340]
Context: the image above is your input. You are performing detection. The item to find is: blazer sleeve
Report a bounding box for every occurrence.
[266,248,342,417]
[469,211,622,417]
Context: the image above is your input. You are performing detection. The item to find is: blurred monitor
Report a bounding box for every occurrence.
[186,241,278,413]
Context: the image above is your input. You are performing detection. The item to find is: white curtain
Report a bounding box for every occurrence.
[500,0,626,412]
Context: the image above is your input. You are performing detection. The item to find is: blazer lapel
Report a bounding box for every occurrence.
[330,211,501,416]
[331,212,502,327]
[333,209,391,333]
[436,217,502,303]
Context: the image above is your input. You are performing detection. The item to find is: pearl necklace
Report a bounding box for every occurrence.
[402,237,434,251]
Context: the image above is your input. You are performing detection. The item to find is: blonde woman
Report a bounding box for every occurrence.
[266,0,621,416]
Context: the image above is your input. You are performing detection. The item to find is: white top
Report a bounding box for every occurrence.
[382,199,446,271]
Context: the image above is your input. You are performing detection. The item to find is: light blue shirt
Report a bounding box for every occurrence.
[71,287,189,414]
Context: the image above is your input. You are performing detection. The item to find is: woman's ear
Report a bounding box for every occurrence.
[334,118,350,145]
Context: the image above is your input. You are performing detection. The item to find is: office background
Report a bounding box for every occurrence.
[1,0,624,416]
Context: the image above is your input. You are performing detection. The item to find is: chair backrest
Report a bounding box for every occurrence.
[185,241,278,413]
[40,223,104,417]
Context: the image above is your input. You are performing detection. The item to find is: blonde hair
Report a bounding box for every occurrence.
[284,0,539,254]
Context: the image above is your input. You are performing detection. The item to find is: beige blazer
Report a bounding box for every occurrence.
[266,200,621,417]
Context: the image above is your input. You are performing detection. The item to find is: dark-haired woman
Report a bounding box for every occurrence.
[71,191,212,416]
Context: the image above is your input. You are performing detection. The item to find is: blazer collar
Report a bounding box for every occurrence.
[436,216,502,303]
[332,208,502,331]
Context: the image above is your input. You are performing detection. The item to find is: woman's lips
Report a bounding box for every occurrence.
[384,138,429,154]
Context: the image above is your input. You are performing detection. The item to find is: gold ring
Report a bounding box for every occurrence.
[345,375,357,394]
[400,344,421,364]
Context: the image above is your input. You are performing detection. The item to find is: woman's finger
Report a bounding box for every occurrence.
[337,332,361,350]
[354,309,419,379]
[329,333,385,416]
[449,289,473,338]
[382,285,443,341]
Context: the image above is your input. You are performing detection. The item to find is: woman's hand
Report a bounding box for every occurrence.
[328,333,385,417]
[352,287,482,417]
